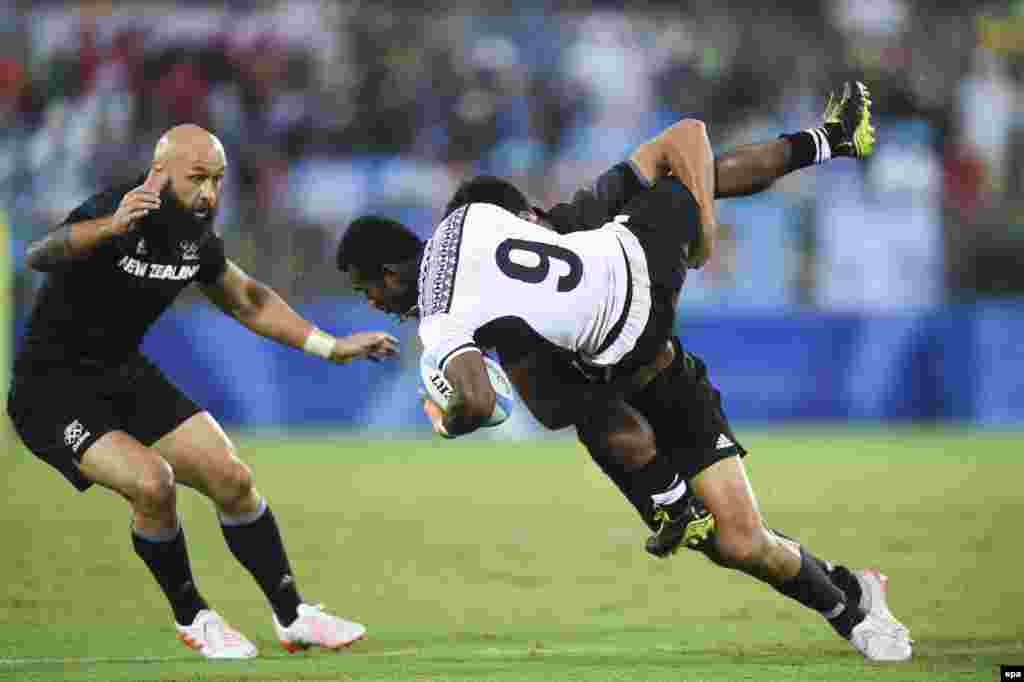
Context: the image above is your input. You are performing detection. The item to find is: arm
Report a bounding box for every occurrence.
[629,119,717,267]
[26,218,115,272]
[26,171,165,272]
[200,260,398,363]
[429,349,497,437]
[631,122,793,201]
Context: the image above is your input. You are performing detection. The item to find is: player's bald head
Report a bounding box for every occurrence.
[152,124,226,170]
[150,124,226,225]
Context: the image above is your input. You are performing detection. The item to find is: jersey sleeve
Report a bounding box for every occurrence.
[62,186,126,226]
[195,233,228,285]
[542,161,651,234]
[419,313,479,372]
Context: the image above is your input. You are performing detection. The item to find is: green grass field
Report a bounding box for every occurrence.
[1,427,1022,681]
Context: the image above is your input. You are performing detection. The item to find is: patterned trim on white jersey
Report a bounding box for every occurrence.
[586,221,652,366]
[418,206,468,317]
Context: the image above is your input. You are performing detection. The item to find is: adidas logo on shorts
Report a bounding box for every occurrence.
[64,420,91,453]
[715,433,735,450]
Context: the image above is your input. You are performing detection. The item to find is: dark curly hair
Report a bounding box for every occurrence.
[336,215,424,277]
[444,176,531,218]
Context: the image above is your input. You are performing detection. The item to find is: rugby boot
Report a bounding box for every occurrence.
[274,602,366,653]
[853,568,912,639]
[823,80,875,159]
[848,611,913,662]
[175,609,257,659]
[645,491,717,558]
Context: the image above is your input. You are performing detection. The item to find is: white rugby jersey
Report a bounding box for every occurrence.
[418,202,651,371]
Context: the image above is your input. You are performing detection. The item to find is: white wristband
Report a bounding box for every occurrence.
[303,328,336,360]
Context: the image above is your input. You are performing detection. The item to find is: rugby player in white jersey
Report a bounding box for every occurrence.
[338,83,912,663]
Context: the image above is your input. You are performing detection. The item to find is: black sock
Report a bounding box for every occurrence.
[828,564,864,608]
[770,530,863,607]
[220,500,302,626]
[132,524,209,626]
[631,453,683,501]
[779,124,847,172]
[775,547,866,639]
[628,454,688,530]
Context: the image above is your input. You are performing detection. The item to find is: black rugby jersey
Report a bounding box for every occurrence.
[540,161,649,234]
[15,178,227,373]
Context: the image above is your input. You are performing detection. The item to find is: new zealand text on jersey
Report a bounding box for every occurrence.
[117,255,200,281]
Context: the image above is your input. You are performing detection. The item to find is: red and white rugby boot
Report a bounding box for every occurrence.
[176,609,258,659]
[854,568,912,639]
[849,611,912,662]
[274,603,366,653]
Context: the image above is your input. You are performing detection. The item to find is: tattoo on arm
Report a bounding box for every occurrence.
[25,225,73,272]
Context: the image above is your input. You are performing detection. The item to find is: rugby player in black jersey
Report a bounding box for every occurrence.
[7,124,398,659]
[340,83,911,662]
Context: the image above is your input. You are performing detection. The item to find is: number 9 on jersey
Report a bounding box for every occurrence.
[420,354,514,428]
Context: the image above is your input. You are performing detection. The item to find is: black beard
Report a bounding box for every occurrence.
[141,186,217,250]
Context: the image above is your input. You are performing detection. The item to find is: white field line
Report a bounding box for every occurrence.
[0,645,616,666]
[4,641,1014,668]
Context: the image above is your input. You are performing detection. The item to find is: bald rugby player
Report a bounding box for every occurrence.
[7,125,398,659]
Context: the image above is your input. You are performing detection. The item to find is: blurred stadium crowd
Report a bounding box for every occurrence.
[2,0,1022,316]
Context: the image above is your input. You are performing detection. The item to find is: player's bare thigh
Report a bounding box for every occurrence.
[77,431,177,528]
[151,412,258,512]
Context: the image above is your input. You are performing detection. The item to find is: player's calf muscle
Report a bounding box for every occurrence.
[714,141,791,198]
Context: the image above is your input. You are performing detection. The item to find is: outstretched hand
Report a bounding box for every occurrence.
[333,331,400,363]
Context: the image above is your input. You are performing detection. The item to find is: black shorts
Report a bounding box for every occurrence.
[626,337,746,481]
[613,177,699,378]
[6,354,202,492]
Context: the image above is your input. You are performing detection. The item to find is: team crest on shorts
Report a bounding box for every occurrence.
[64,420,91,453]
[180,241,200,261]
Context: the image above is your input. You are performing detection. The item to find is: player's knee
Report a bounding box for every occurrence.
[134,460,176,511]
[214,457,254,507]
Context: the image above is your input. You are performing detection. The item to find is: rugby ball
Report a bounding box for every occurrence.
[420,353,514,427]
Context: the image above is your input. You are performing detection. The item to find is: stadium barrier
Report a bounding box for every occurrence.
[10,301,1024,429]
